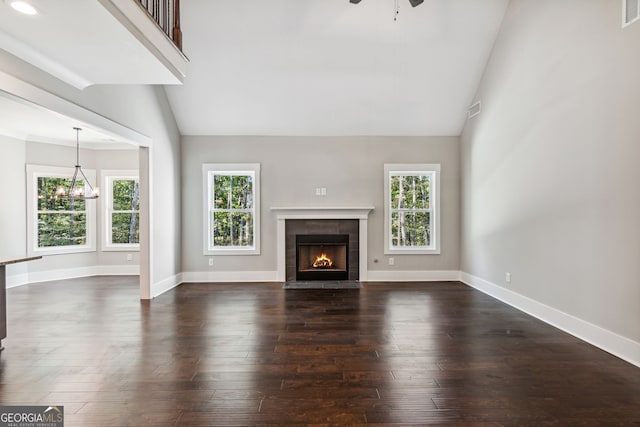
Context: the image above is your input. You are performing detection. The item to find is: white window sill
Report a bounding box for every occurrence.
[205,247,260,256]
[31,246,96,257]
[102,245,140,252]
[385,247,441,255]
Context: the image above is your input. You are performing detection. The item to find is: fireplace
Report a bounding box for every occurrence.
[296,234,349,281]
[284,218,360,282]
[272,207,373,282]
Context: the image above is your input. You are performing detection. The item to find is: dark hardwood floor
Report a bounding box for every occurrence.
[1,277,640,426]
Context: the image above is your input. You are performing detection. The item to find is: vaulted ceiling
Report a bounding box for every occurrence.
[164,0,510,136]
[0,0,510,142]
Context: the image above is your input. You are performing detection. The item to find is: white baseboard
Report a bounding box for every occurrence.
[460,271,640,368]
[181,271,279,283]
[27,266,98,284]
[366,270,460,282]
[94,265,140,276]
[7,265,139,288]
[6,263,177,299]
[181,270,460,283]
[6,273,30,288]
[152,272,183,298]
[9,268,460,287]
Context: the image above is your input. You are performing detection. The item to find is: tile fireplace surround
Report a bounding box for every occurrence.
[271,207,374,282]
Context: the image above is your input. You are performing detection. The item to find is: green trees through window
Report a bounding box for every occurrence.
[212,174,254,247]
[204,163,260,255]
[384,164,440,254]
[390,174,431,247]
[37,177,87,247]
[28,165,97,255]
[34,171,140,252]
[110,179,140,244]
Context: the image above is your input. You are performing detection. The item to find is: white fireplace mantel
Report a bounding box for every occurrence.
[271,206,374,220]
[271,207,374,281]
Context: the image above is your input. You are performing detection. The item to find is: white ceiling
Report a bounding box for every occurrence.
[164,0,510,136]
[0,90,137,149]
[0,0,180,148]
[0,0,509,142]
[0,0,185,88]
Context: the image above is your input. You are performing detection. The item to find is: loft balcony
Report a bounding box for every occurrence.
[0,0,188,89]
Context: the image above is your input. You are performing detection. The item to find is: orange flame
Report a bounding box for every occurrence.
[313,253,333,268]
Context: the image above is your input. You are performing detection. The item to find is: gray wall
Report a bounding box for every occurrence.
[461,0,640,342]
[78,85,182,288]
[0,135,27,265]
[182,136,460,274]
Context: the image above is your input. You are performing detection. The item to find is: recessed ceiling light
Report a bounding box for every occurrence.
[8,1,38,15]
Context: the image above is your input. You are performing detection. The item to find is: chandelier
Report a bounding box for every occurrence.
[57,127,99,200]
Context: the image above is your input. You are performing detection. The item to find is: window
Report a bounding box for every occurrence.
[102,171,140,251]
[384,164,440,255]
[27,165,96,256]
[624,0,640,27]
[203,163,260,255]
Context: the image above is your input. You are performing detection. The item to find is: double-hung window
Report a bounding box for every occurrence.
[102,171,140,250]
[27,165,96,256]
[384,164,440,255]
[203,163,260,255]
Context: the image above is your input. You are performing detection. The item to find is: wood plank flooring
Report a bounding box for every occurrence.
[2,277,640,426]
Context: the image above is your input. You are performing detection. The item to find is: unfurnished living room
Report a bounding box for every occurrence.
[1,0,640,425]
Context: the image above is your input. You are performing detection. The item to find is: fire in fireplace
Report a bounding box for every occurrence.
[296,234,349,281]
[313,253,333,268]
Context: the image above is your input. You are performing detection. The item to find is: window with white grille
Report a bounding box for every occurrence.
[203,163,260,255]
[384,164,441,255]
[27,165,96,256]
[102,170,140,251]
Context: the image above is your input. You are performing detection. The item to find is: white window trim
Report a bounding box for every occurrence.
[384,163,441,255]
[26,164,97,256]
[101,170,140,252]
[202,163,260,256]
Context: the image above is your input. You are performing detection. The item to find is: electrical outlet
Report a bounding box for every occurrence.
[321,187,327,196]
[126,253,133,261]
[208,258,214,266]
[505,272,511,283]
[388,257,394,266]
[315,187,322,196]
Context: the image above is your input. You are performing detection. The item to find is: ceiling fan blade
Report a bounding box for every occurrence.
[408,0,424,6]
